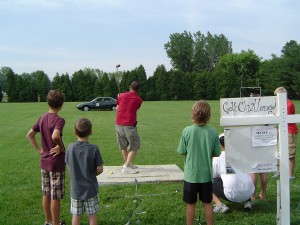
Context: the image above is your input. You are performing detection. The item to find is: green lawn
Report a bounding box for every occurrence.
[0,101,300,225]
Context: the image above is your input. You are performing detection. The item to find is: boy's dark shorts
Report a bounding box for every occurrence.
[183,181,212,204]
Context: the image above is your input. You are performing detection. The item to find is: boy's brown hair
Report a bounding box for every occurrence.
[47,90,65,108]
[75,118,92,138]
[192,100,211,125]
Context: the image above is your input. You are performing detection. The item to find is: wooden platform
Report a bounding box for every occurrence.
[97,164,183,186]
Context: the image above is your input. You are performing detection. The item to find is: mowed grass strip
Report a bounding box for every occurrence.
[0,101,300,225]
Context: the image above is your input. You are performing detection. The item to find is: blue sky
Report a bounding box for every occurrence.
[1,0,300,79]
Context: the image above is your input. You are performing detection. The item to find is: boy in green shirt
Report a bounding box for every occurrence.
[177,100,221,225]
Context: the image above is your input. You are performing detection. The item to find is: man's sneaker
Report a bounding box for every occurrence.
[244,201,253,210]
[213,203,229,213]
[122,166,138,174]
[130,164,138,169]
[123,163,138,169]
[289,176,295,180]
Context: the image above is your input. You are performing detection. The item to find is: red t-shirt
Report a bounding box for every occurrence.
[116,91,142,126]
[288,99,298,134]
[33,112,65,172]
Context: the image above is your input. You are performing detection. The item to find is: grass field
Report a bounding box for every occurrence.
[0,100,300,225]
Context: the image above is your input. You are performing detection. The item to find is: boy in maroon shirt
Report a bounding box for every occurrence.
[27,90,66,225]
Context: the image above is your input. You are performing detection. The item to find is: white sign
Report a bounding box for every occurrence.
[221,96,276,118]
[252,161,277,173]
[251,126,277,147]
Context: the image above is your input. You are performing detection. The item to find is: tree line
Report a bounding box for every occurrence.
[1,31,300,102]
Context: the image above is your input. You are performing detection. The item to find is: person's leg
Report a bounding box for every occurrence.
[41,170,53,224]
[43,195,52,223]
[289,157,295,177]
[87,214,98,225]
[249,173,257,200]
[186,203,196,225]
[72,215,81,225]
[121,149,128,164]
[125,150,137,167]
[51,199,61,225]
[50,171,65,225]
[212,193,222,205]
[259,173,267,200]
[203,202,214,225]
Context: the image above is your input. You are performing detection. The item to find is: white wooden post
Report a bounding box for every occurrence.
[220,93,300,225]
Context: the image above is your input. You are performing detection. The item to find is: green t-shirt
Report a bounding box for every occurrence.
[177,124,221,183]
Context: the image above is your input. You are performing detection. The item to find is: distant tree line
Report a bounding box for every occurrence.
[1,31,300,102]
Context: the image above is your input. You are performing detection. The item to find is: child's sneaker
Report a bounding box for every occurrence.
[213,203,229,213]
[122,166,138,174]
[244,200,253,210]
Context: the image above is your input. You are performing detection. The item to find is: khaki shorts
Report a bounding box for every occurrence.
[288,133,297,158]
[116,125,140,151]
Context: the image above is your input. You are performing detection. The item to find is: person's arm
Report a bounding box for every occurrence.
[96,165,103,175]
[27,129,42,155]
[50,129,65,157]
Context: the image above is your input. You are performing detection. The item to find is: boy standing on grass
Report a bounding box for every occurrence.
[66,118,104,225]
[177,100,221,225]
[27,90,66,225]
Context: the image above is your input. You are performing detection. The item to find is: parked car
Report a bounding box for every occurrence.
[76,97,117,111]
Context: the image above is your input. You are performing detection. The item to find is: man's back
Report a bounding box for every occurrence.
[116,91,142,126]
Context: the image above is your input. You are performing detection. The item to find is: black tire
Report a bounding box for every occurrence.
[83,106,90,111]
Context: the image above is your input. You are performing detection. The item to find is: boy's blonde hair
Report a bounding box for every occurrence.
[75,118,92,138]
[192,100,211,125]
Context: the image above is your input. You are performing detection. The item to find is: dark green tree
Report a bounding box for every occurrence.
[153,65,171,100]
[101,73,110,97]
[31,70,51,101]
[109,76,119,99]
[5,68,18,102]
[71,70,97,101]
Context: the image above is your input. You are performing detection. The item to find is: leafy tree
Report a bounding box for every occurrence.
[5,68,18,102]
[119,71,131,93]
[145,76,159,100]
[153,65,171,100]
[17,74,37,102]
[52,73,73,101]
[164,31,232,73]
[214,50,261,98]
[193,71,210,100]
[101,73,110,97]
[164,31,194,73]
[0,85,3,102]
[93,78,103,97]
[109,76,119,99]
[71,70,97,101]
[259,40,300,98]
[31,70,51,101]
[0,67,9,93]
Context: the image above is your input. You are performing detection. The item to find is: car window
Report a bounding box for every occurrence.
[96,98,103,102]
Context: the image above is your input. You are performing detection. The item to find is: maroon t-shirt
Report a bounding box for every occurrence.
[33,112,66,172]
[116,91,142,126]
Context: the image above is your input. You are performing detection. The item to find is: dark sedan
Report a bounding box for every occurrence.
[76,97,117,111]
